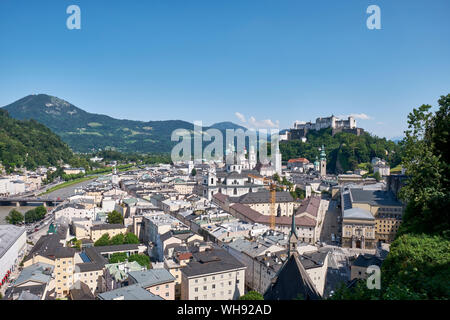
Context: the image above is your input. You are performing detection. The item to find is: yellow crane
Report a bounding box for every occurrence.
[248,174,287,230]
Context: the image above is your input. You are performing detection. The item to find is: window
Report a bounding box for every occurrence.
[165,293,169,297]
[203,286,207,290]
[166,284,169,289]
[212,284,216,289]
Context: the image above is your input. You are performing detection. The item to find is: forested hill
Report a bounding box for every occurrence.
[280,128,402,173]
[2,94,246,153]
[0,109,74,172]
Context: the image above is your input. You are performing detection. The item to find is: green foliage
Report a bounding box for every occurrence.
[94,233,111,247]
[0,109,74,172]
[279,128,402,174]
[191,168,197,176]
[381,233,450,299]
[109,252,128,264]
[24,206,47,223]
[373,171,381,182]
[272,173,281,183]
[290,187,305,200]
[124,232,140,244]
[239,291,264,300]
[110,233,125,245]
[398,94,450,236]
[107,210,124,224]
[128,254,151,269]
[94,232,139,246]
[5,209,24,225]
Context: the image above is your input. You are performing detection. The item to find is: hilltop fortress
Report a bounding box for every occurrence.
[288,115,364,140]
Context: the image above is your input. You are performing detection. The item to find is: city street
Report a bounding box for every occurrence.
[320,200,341,244]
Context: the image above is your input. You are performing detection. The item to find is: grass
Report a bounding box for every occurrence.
[40,176,97,195]
[390,164,403,173]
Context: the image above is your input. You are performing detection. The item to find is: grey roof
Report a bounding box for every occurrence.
[0,225,26,259]
[343,207,375,221]
[70,281,95,300]
[91,223,126,231]
[4,284,47,300]
[349,189,403,206]
[231,191,294,204]
[181,248,246,278]
[76,247,108,272]
[128,268,175,288]
[97,284,164,300]
[264,253,321,300]
[25,234,75,262]
[13,263,54,287]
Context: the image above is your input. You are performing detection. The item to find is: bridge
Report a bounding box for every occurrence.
[0,196,64,207]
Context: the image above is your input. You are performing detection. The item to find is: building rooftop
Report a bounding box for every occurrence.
[91,223,126,231]
[128,268,176,288]
[343,207,375,221]
[349,189,403,207]
[97,284,164,300]
[181,248,246,278]
[0,225,25,260]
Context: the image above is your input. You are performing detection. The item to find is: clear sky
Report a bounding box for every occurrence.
[0,0,449,139]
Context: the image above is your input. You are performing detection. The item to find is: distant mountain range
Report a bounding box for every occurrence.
[2,94,246,153]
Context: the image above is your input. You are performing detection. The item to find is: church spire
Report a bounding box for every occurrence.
[288,213,298,256]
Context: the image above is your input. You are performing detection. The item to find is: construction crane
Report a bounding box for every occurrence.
[248,174,287,230]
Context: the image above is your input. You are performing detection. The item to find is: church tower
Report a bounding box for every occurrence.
[288,213,299,256]
[319,145,327,177]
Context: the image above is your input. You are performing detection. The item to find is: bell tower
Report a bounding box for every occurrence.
[319,145,327,177]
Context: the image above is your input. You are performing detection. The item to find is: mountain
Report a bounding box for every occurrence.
[2,94,244,154]
[0,109,74,172]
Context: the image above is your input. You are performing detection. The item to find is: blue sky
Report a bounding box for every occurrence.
[0,0,449,139]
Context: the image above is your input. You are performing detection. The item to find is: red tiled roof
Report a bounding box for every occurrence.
[288,158,309,164]
[212,193,228,203]
[230,203,316,227]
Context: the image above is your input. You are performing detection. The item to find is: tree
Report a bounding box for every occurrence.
[110,233,125,246]
[107,210,124,224]
[5,209,24,225]
[191,168,197,176]
[128,254,151,269]
[272,173,281,183]
[35,206,47,220]
[24,209,37,224]
[239,291,264,300]
[124,232,140,244]
[398,95,450,236]
[373,171,381,182]
[109,252,128,264]
[94,233,111,247]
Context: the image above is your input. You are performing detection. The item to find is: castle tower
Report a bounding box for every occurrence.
[319,145,327,177]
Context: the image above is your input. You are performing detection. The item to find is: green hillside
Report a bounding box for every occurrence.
[0,109,74,172]
[2,94,246,153]
[279,128,402,173]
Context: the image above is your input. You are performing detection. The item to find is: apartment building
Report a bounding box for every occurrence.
[180,247,246,300]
